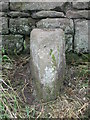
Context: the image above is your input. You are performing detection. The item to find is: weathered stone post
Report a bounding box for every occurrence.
[30,29,66,101]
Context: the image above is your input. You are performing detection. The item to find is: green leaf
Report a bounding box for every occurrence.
[2,55,9,61]
[25,106,30,118]
[24,41,26,49]
[82,83,88,87]
[49,49,53,56]
[2,47,5,54]
[52,54,56,62]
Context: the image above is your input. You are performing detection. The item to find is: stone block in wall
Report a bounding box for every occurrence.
[74,19,89,53]
[31,11,65,19]
[2,35,24,54]
[66,10,89,19]
[8,12,31,18]
[73,2,89,10]
[10,18,35,35]
[36,18,74,34]
[0,2,9,12]
[30,28,66,101]
[10,2,65,11]
[0,12,7,17]
[0,17,9,35]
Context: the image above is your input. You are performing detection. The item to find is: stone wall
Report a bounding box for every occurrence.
[0,2,90,54]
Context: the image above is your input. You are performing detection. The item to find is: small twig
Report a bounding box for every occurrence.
[36,106,44,119]
[21,83,28,102]
[78,102,89,115]
[0,98,14,118]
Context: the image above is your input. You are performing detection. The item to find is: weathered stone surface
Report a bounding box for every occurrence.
[8,12,31,18]
[10,2,64,11]
[0,12,7,17]
[32,11,65,18]
[89,20,90,52]
[0,2,9,12]
[61,2,72,12]
[10,18,35,35]
[0,35,2,52]
[66,10,89,19]
[0,17,8,35]
[0,0,9,1]
[2,35,24,54]
[9,0,89,1]
[65,34,73,52]
[73,2,89,10]
[30,29,66,101]
[36,18,74,34]
[74,19,89,53]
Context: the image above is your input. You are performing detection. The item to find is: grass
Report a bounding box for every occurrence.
[0,76,39,119]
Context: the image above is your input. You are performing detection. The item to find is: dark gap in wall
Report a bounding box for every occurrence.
[32,16,66,20]
[73,8,90,11]
[30,10,41,14]
[8,15,31,19]
[22,34,30,54]
[23,35,26,52]
[70,18,89,20]
[52,7,65,15]
[72,19,75,53]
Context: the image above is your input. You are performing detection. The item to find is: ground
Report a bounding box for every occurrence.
[1,52,90,119]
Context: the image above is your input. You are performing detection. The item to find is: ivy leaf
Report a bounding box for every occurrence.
[2,55,10,62]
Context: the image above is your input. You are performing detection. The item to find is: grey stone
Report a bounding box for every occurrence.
[10,2,65,11]
[89,20,90,52]
[0,35,2,52]
[32,11,65,18]
[0,17,8,35]
[30,29,66,101]
[0,0,9,1]
[74,19,89,53]
[0,2,9,12]
[2,35,24,54]
[36,18,74,34]
[73,2,89,9]
[8,12,31,18]
[66,10,89,19]
[61,2,72,12]
[65,34,73,52]
[0,12,7,17]
[10,18,35,35]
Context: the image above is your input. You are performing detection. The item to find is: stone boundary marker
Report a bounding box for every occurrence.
[30,29,66,101]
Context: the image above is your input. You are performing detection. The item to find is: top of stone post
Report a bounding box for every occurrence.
[9,0,89,2]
